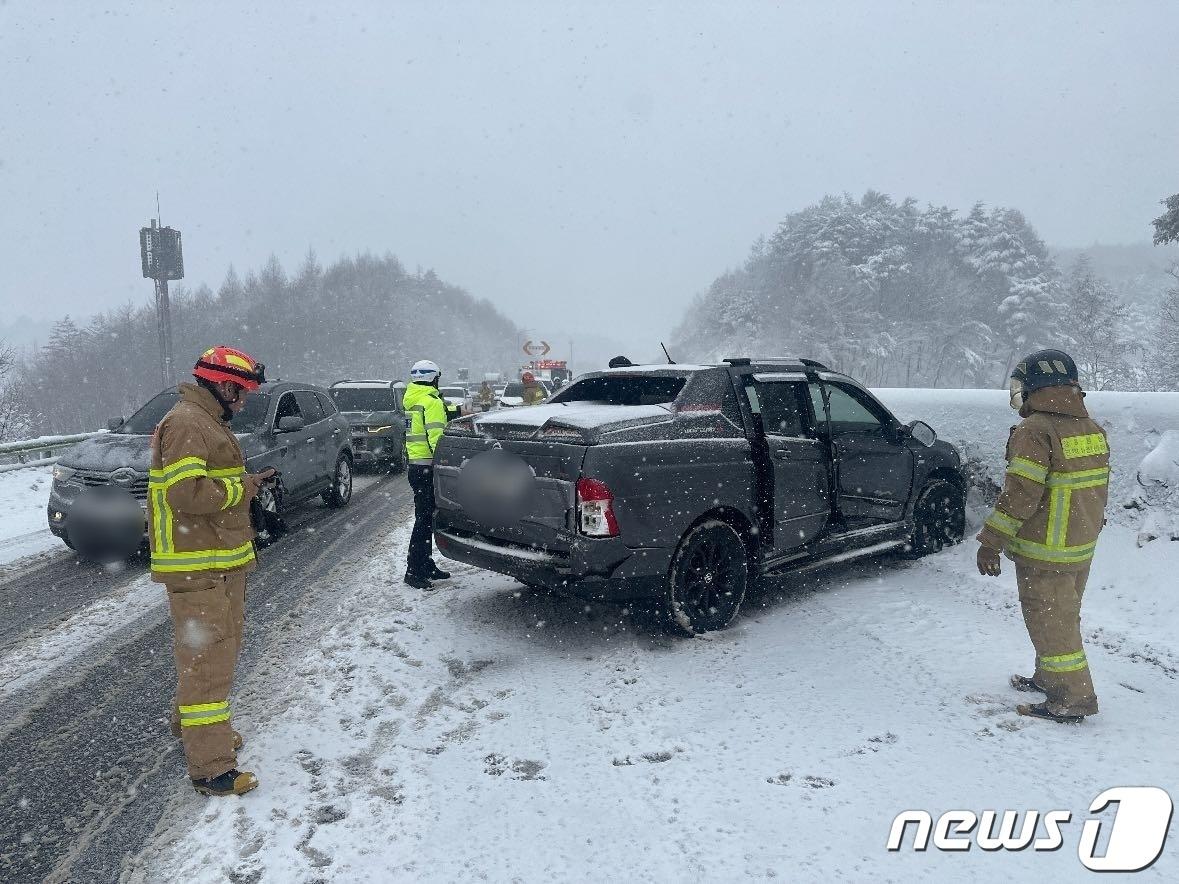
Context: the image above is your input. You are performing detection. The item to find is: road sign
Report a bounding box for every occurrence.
[522,340,551,357]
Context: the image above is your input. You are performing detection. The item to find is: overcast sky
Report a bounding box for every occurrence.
[2,1,1177,355]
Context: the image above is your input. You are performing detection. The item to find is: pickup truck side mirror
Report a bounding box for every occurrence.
[905,420,937,447]
[106,416,125,431]
[276,415,306,433]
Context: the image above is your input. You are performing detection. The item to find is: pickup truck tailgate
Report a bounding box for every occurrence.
[433,436,588,553]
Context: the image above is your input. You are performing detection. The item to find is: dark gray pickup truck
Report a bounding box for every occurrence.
[433,358,966,634]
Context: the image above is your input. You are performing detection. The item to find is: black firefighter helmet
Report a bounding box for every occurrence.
[1010,349,1079,394]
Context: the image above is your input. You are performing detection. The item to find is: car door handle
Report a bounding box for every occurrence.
[306,438,316,445]
[774,449,791,460]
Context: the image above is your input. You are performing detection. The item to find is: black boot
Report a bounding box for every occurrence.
[1016,702,1084,724]
[404,572,433,590]
[1010,674,1046,693]
[426,563,451,580]
[192,769,259,796]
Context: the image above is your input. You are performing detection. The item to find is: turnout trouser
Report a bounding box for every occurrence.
[407,464,437,576]
[1016,563,1099,716]
[166,571,247,780]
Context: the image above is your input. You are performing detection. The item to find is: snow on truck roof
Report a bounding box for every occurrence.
[473,401,673,429]
[600,364,710,373]
[596,358,826,374]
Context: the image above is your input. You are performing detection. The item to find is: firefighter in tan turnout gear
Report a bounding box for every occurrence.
[977,349,1109,724]
[149,346,274,796]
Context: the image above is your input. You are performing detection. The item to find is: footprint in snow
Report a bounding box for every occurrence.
[612,749,679,766]
[765,773,835,789]
[843,732,898,756]
[964,692,1012,718]
[315,805,347,825]
[484,753,548,780]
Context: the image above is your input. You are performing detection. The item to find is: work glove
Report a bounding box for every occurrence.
[976,544,1002,577]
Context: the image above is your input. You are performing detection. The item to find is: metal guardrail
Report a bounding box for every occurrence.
[0,432,103,473]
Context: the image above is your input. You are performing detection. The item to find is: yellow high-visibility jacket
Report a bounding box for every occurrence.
[403,382,448,465]
[978,386,1109,571]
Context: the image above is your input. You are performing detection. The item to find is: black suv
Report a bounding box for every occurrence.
[48,381,355,550]
[433,358,966,634]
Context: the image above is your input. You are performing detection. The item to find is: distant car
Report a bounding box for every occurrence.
[329,380,407,471]
[497,382,527,408]
[48,382,355,552]
[438,385,471,420]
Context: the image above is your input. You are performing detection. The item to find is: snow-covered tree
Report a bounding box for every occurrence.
[1153,193,1179,246]
[17,253,526,434]
[1060,256,1133,390]
[672,192,1083,388]
[1154,270,1179,391]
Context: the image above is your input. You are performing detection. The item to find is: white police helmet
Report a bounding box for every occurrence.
[409,359,440,383]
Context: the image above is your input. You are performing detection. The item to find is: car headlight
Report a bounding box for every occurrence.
[52,465,77,483]
[368,425,393,433]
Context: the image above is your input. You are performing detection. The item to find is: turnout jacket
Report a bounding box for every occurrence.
[522,383,547,406]
[148,383,256,581]
[978,386,1110,572]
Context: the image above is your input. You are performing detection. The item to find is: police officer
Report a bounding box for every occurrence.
[403,359,452,589]
[977,349,1109,723]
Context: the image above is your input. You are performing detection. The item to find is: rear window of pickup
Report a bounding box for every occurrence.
[552,375,686,406]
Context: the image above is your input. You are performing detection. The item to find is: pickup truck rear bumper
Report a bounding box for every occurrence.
[434,527,668,602]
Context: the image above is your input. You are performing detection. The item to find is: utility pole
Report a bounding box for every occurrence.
[140,213,184,387]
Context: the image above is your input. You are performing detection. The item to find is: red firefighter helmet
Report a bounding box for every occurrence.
[193,346,266,391]
[522,371,536,384]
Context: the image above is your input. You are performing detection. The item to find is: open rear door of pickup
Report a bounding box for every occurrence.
[734,370,831,560]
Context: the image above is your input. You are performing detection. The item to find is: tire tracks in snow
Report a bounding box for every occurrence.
[0,473,408,884]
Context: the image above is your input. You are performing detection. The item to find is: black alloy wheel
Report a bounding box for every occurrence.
[323,453,354,508]
[665,520,749,636]
[254,481,283,548]
[908,479,966,557]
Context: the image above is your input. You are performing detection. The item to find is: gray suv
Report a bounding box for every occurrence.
[48,381,355,550]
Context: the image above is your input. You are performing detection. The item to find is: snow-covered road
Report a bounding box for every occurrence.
[130,520,1179,882]
[0,472,397,884]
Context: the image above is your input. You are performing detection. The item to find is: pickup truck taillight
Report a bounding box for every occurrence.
[576,477,619,537]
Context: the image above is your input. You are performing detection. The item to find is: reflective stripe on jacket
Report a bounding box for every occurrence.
[148,383,256,581]
[978,386,1110,571]
[403,382,448,465]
